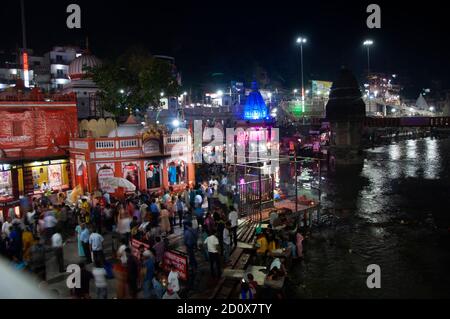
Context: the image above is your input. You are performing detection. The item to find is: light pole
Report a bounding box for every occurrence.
[296,37,307,102]
[363,40,373,113]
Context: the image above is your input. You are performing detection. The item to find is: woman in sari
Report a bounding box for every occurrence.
[75,223,85,257]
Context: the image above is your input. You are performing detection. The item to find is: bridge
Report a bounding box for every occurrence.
[363,116,450,128]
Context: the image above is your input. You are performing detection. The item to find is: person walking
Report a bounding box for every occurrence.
[160,205,171,234]
[73,262,93,299]
[89,227,105,266]
[126,248,139,299]
[80,223,92,264]
[183,222,198,271]
[21,226,34,262]
[43,209,57,244]
[51,229,64,273]
[204,231,221,278]
[176,195,185,227]
[28,238,47,281]
[142,250,155,299]
[223,222,232,264]
[228,207,238,247]
[296,229,305,259]
[92,260,108,299]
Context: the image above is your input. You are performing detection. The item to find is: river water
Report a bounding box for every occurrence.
[289,137,450,298]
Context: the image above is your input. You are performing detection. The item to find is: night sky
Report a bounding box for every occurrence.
[1,0,449,97]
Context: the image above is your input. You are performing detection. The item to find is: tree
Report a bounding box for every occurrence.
[89,48,180,117]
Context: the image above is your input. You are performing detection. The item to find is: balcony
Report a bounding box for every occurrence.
[51,74,70,80]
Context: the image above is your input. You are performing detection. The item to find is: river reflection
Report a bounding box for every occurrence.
[290,137,450,299]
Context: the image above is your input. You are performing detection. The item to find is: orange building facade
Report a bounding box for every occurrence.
[68,125,195,196]
[0,88,78,219]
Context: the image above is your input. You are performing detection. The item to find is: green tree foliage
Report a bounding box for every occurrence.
[89,48,180,116]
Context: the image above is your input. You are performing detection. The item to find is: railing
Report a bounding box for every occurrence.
[120,139,138,148]
[95,140,115,149]
[166,135,187,144]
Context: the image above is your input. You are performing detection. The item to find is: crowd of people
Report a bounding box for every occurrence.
[0,169,307,299]
[0,173,243,299]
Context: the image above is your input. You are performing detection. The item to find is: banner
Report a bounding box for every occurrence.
[48,164,62,189]
[97,163,115,193]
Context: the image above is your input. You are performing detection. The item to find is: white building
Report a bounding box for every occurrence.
[43,46,82,91]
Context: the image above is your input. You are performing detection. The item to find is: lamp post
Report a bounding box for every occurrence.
[296,37,307,101]
[363,40,373,113]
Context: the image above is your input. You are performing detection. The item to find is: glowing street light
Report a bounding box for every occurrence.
[160,92,165,97]
[296,36,307,101]
[363,39,374,110]
[216,90,223,97]
[172,119,180,127]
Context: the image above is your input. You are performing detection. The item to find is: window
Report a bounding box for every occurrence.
[56,55,63,62]
[34,61,41,66]
[57,84,63,90]
[56,69,64,77]
[12,121,23,136]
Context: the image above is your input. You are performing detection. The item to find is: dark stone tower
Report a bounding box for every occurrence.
[326,67,366,166]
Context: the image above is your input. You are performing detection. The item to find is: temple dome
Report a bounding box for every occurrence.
[68,53,101,80]
[326,67,366,121]
[243,81,268,120]
[107,115,144,137]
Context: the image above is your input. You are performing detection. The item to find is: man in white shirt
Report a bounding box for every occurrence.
[44,210,58,243]
[117,238,128,265]
[204,232,221,278]
[51,231,64,272]
[228,208,238,247]
[89,228,105,266]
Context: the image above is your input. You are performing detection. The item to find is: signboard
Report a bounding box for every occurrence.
[311,80,332,97]
[120,150,141,157]
[163,250,188,281]
[130,238,150,261]
[74,141,89,149]
[142,139,161,155]
[95,151,115,159]
[97,163,115,193]
[48,164,62,189]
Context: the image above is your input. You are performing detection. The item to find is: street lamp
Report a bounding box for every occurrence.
[217,90,223,97]
[296,36,307,101]
[160,92,165,97]
[363,39,374,112]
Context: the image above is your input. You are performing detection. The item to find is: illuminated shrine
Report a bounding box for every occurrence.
[243,81,268,121]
